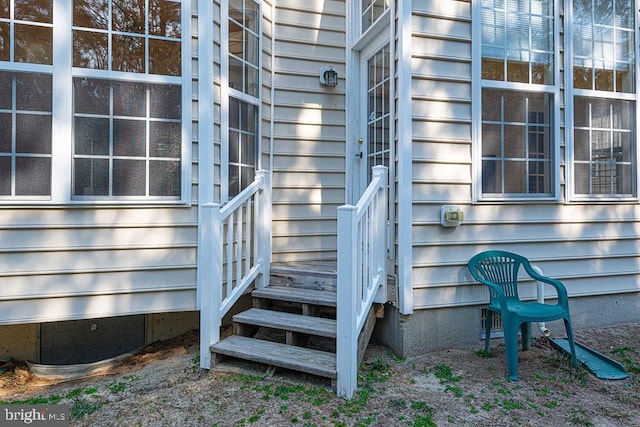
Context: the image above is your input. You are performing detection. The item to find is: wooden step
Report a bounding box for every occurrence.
[271,261,337,291]
[233,308,337,338]
[252,285,337,307]
[211,335,337,379]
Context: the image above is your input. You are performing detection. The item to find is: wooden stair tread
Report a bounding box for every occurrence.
[252,286,337,307]
[234,308,336,338]
[211,336,337,379]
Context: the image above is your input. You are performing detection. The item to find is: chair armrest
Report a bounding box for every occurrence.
[523,263,569,305]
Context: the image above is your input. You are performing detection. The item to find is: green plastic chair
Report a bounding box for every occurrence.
[467,250,578,381]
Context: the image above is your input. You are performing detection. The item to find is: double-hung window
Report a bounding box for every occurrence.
[477,0,557,199]
[226,0,259,199]
[570,0,637,198]
[0,0,190,203]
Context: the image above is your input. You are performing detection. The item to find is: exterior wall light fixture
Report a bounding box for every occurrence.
[319,66,338,87]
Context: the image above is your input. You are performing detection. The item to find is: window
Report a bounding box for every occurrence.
[227,0,259,199]
[0,0,189,203]
[571,0,637,198]
[362,0,388,33]
[478,0,556,199]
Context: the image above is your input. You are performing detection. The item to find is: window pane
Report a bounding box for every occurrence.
[75,117,110,155]
[73,30,109,69]
[149,38,181,76]
[14,24,52,64]
[15,157,50,195]
[150,122,181,157]
[16,73,52,111]
[113,81,146,116]
[149,0,181,37]
[0,22,9,61]
[73,0,109,29]
[74,79,110,115]
[574,129,590,160]
[112,0,144,33]
[149,160,180,196]
[16,114,51,154]
[150,84,181,119]
[482,159,501,193]
[504,161,526,192]
[229,0,243,23]
[245,0,259,33]
[113,119,146,156]
[112,35,145,73]
[0,157,9,195]
[504,125,526,158]
[75,158,109,196]
[113,159,145,195]
[0,72,9,109]
[15,0,53,23]
[229,21,243,57]
[0,0,8,18]
[0,113,10,152]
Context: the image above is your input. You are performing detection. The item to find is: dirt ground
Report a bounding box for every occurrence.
[1,323,640,427]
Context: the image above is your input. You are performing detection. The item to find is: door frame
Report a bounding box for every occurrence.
[346,4,396,269]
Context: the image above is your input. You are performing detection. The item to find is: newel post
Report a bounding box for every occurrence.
[336,204,358,398]
[199,203,222,369]
[256,170,272,289]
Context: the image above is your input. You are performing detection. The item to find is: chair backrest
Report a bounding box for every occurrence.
[468,250,527,300]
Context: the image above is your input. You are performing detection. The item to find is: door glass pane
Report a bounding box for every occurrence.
[367,45,390,175]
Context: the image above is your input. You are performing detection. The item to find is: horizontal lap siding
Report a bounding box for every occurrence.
[410,0,640,311]
[271,0,346,261]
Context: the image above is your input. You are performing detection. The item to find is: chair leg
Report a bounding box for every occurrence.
[484,310,493,354]
[503,320,520,381]
[564,318,578,367]
[521,322,531,351]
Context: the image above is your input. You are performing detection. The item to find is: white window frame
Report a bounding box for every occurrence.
[565,0,640,201]
[472,0,561,202]
[221,0,262,203]
[0,0,192,206]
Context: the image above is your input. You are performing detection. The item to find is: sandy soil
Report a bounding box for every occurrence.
[1,324,639,426]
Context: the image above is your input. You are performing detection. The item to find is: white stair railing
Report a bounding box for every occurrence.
[199,170,272,369]
[336,165,388,398]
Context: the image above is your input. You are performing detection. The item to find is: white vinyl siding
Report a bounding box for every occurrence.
[270,0,346,262]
